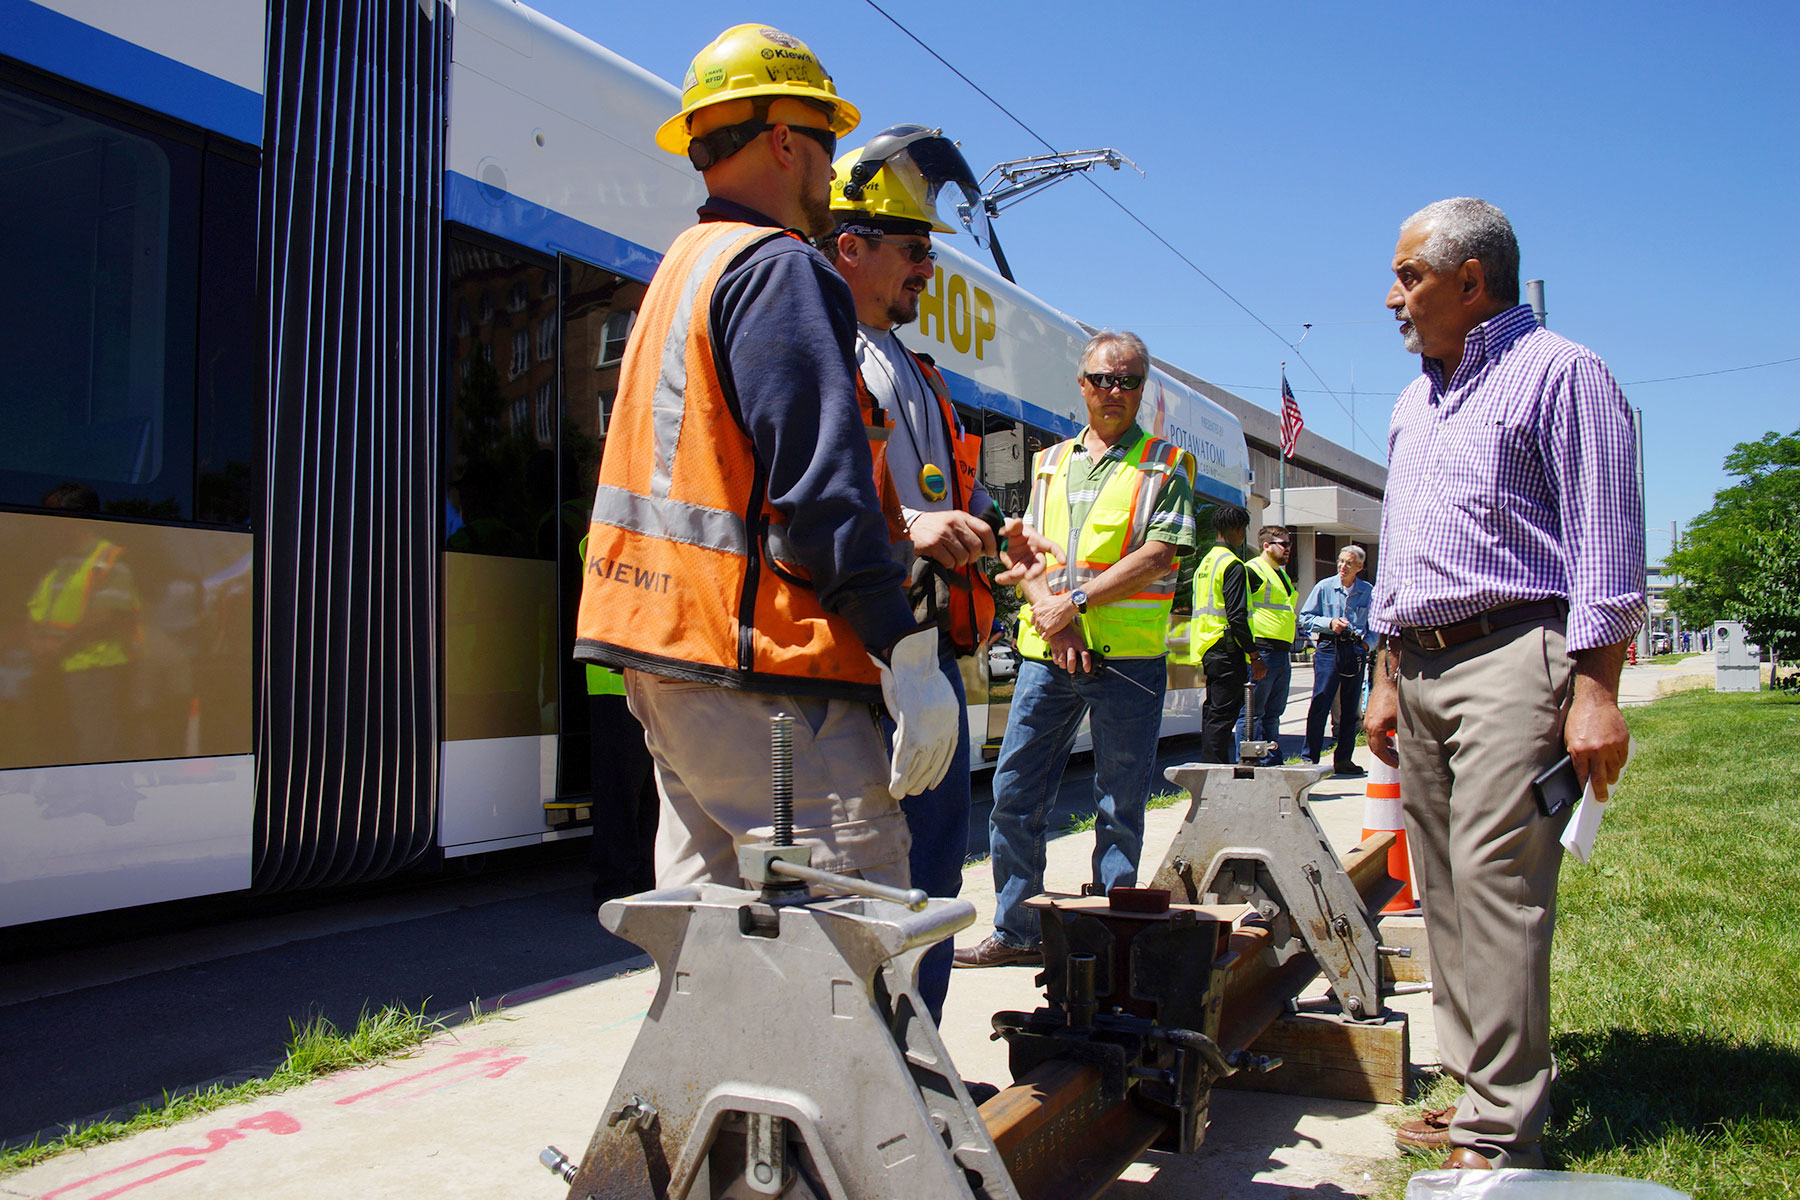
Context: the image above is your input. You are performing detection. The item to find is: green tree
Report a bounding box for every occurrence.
[1665,428,1800,659]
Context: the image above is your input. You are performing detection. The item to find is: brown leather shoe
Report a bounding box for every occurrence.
[952,934,1042,968]
[1395,1104,1456,1150]
[1445,1147,1495,1170]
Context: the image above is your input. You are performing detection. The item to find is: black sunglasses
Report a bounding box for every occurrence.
[860,234,936,264]
[1084,372,1144,391]
[687,120,836,170]
[785,123,837,158]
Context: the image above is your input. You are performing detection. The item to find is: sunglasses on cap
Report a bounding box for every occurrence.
[859,234,935,263]
[1084,372,1145,391]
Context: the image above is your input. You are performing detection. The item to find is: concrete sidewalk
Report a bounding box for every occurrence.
[5,756,1431,1200]
[12,655,1716,1199]
[1616,654,1720,706]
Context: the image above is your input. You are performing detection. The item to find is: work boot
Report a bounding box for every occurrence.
[952,934,1042,968]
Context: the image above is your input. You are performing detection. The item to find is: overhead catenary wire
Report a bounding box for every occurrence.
[858,0,1385,450]
[1621,355,1800,386]
[1237,352,1800,397]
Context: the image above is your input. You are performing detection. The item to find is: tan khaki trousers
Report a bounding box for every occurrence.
[1396,618,1573,1169]
[624,670,911,891]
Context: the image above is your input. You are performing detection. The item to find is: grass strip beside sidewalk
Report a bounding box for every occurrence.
[0,1002,449,1174]
[1386,689,1800,1198]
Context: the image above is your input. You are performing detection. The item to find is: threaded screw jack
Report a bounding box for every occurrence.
[771,713,794,846]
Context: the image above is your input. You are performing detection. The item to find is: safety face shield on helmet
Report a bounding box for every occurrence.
[832,125,994,247]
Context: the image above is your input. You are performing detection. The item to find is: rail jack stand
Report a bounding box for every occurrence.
[543,734,1410,1199]
[1150,764,1398,1021]
[554,881,1020,1200]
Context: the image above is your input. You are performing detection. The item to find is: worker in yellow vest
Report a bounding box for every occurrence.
[573,25,961,891]
[954,331,1199,969]
[819,127,999,1019]
[27,482,141,764]
[1240,525,1299,766]
[1190,503,1265,764]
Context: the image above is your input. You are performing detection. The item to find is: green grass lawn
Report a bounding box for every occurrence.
[1382,689,1800,1197]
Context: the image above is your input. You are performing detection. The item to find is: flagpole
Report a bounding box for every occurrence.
[1278,362,1287,528]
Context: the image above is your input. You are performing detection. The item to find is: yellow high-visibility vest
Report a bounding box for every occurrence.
[1016,429,1188,660]
[1188,544,1241,662]
[1247,560,1298,644]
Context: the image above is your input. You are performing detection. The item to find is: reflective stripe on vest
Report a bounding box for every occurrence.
[1189,544,1241,662]
[575,221,884,696]
[1016,430,1185,660]
[1247,561,1298,643]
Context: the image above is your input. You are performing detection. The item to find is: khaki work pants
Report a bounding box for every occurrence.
[624,670,911,891]
[1396,618,1573,1169]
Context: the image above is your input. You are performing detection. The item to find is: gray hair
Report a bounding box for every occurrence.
[1078,330,1150,378]
[1400,198,1520,307]
[1338,544,1366,566]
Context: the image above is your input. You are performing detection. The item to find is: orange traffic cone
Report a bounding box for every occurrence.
[1360,756,1416,914]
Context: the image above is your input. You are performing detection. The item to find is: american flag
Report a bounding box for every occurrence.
[1279,372,1304,458]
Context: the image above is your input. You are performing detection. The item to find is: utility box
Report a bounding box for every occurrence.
[1714,621,1761,692]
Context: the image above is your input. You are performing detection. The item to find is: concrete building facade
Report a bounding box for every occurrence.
[1155,358,1387,601]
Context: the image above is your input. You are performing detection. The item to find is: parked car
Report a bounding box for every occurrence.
[1652,633,1671,655]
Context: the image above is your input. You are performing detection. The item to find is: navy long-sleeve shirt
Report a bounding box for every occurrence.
[702,198,916,665]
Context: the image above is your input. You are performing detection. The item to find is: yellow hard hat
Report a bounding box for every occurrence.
[831,126,984,236]
[654,24,860,157]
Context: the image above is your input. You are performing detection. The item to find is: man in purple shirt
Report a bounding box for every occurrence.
[1364,199,1644,1171]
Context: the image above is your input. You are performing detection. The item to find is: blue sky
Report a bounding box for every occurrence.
[530,1,1799,558]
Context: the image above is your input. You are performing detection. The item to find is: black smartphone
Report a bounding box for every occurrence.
[1532,755,1581,818]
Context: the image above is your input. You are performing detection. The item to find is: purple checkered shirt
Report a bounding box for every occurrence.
[1371,304,1646,653]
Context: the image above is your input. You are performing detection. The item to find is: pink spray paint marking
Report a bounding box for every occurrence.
[41,1111,300,1200]
[334,1046,526,1106]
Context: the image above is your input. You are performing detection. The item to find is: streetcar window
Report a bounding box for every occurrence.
[444,236,557,558]
[561,263,646,510]
[0,82,202,518]
[555,257,648,798]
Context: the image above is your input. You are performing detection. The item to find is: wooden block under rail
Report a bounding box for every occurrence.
[1214,1009,1409,1105]
[1377,913,1432,984]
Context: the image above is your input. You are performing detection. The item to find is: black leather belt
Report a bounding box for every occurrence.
[1400,599,1566,652]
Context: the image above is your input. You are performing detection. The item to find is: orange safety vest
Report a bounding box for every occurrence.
[907,354,995,655]
[857,366,908,550]
[575,220,891,698]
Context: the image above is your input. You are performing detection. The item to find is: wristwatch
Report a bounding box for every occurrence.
[1070,589,1089,613]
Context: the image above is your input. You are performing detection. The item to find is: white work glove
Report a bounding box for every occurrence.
[871,627,960,799]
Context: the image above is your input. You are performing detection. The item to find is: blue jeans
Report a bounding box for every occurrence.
[1237,644,1292,759]
[1305,639,1366,766]
[891,648,970,1022]
[988,654,1167,950]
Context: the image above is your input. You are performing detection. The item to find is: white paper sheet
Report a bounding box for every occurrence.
[1560,736,1636,865]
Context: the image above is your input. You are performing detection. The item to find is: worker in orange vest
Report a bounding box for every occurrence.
[818,126,999,1019]
[574,25,963,891]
